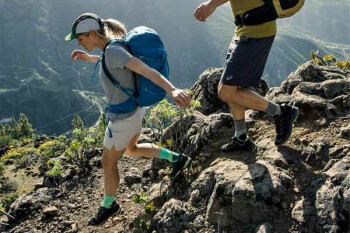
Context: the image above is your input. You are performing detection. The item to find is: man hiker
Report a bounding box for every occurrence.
[194,0,299,152]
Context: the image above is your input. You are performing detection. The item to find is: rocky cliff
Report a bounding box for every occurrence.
[1,62,349,233]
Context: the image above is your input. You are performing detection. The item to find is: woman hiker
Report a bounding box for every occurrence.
[65,13,192,226]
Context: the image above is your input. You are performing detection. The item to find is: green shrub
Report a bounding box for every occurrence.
[132,193,156,232]
[37,140,65,175]
[1,146,36,164]
[45,159,63,186]
[145,98,201,140]
[14,154,32,169]
[0,193,19,211]
[0,135,12,147]
[0,162,4,176]
[64,139,91,174]
[37,140,66,157]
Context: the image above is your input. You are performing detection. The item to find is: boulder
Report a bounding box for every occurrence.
[153,199,193,233]
[9,188,58,221]
[42,206,59,217]
[124,167,142,186]
[267,61,350,124]
[315,155,350,233]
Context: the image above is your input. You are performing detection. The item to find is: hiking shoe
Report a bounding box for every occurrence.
[87,201,120,226]
[169,154,192,179]
[274,104,299,146]
[220,134,256,152]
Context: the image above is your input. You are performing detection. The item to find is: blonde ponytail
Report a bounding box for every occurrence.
[102,19,127,38]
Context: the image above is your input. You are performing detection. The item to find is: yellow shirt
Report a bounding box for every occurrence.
[229,0,277,39]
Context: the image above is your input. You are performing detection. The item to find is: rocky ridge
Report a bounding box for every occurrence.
[1,61,349,233]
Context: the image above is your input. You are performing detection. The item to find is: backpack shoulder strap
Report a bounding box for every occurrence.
[101,40,137,102]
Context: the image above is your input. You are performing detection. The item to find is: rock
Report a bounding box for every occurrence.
[42,206,59,217]
[254,222,273,233]
[190,68,228,115]
[158,169,166,180]
[294,82,322,96]
[83,148,102,160]
[230,160,293,225]
[9,188,57,221]
[137,133,153,143]
[193,215,206,230]
[148,179,170,207]
[267,61,350,124]
[194,158,294,228]
[304,138,330,169]
[34,182,45,191]
[62,220,75,226]
[315,156,350,232]
[295,62,326,83]
[62,168,76,182]
[329,145,350,160]
[188,170,216,207]
[124,167,142,186]
[338,125,350,139]
[320,79,350,99]
[153,199,191,233]
[146,159,168,180]
[89,156,102,167]
[71,222,78,232]
[291,199,314,224]
[161,111,252,157]
[43,175,62,188]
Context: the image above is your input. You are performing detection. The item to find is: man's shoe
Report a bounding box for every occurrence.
[274,104,299,146]
[220,134,256,152]
[169,154,192,179]
[87,201,120,226]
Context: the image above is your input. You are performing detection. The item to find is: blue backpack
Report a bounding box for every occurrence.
[101,26,169,114]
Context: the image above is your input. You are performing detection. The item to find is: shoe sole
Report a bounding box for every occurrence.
[220,142,257,153]
[87,207,121,226]
[275,107,299,146]
[171,157,192,179]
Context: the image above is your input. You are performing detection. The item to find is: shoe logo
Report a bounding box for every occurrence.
[226,75,233,81]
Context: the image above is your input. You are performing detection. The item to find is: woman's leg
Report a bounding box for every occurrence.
[88,146,125,226]
[125,133,191,178]
[102,146,125,196]
[125,134,161,158]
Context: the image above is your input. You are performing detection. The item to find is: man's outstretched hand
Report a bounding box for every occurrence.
[194,1,216,22]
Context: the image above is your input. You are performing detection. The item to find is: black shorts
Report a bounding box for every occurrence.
[220,36,275,88]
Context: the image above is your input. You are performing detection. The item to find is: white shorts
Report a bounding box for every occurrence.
[103,107,146,151]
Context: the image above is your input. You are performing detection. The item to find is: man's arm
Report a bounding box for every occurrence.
[194,0,229,22]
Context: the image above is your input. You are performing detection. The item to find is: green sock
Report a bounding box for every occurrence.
[102,195,115,208]
[159,148,179,163]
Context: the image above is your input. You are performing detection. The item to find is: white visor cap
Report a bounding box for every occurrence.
[75,18,101,34]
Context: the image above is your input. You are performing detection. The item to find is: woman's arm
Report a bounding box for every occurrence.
[125,57,191,108]
[71,50,100,63]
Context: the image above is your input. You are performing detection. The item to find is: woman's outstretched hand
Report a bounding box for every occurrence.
[71,50,95,62]
[171,89,191,108]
